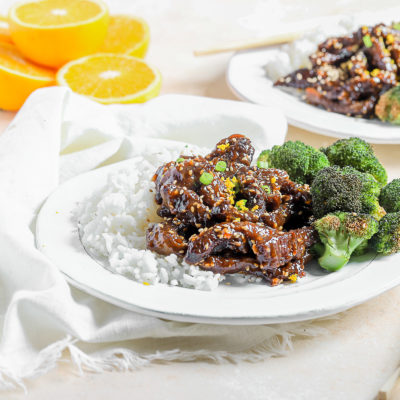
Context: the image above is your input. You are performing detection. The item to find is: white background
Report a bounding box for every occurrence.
[2,0,400,399]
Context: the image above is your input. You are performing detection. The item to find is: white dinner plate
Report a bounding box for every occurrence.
[226,14,400,144]
[36,139,400,325]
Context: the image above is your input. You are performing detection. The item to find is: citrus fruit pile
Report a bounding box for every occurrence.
[0,0,160,111]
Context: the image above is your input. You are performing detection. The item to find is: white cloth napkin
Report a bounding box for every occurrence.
[0,87,329,391]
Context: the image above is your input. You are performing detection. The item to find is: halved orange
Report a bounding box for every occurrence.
[9,0,109,68]
[0,16,12,44]
[56,53,161,104]
[100,15,150,58]
[0,42,55,111]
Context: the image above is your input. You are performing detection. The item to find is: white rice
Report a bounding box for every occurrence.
[264,17,356,81]
[74,144,224,291]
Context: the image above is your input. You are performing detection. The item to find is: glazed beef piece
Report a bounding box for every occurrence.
[305,87,378,117]
[146,220,188,256]
[197,254,311,286]
[146,135,316,286]
[205,134,254,172]
[274,23,400,118]
[184,221,316,286]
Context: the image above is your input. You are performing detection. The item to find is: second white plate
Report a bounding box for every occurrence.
[227,47,400,144]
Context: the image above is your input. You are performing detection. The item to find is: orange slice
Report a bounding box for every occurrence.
[0,42,55,111]
[100,15,150,58]
[56,53,161,104]
[9,0,109,68]
[0,16,12,44]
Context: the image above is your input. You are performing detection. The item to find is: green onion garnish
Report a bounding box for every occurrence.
[363,35,373,48]
[393,22,400,31]
[261,185,271,194]
[257,160,268,169]
[215,160,227,172]
[176,157,184,163]
[200,172,213,185]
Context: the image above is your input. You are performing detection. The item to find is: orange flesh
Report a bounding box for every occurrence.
[15,0,103,26]
[101,15,147,53]
[62,55,156,98]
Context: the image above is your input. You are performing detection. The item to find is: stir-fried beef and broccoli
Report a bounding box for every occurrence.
[274,23,400,122]
[146,134,400,286]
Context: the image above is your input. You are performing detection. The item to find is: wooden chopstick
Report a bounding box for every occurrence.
[377,366,400,400]
[194,31,304,56]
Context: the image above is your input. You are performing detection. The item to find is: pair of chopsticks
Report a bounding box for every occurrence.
[193,31,304,56]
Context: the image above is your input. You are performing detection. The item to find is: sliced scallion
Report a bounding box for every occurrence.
[363,35,373,48]
[215,160,227,172]
[200,172,213,185]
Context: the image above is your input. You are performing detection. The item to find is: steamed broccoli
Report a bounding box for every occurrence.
[375,86,400,125]
[314,212,379,271]
[257,141,330,184]
[371,212,400,255]
[343,167,386,220]
[351,240,369,257]
[321,137,387,187]
[257,149,270,169]
[311,166,385,220]
[380,179,400,213]
[311,166,363,218]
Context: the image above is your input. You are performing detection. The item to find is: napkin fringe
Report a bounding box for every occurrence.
[0,335,73,393]
[0,319,331,392]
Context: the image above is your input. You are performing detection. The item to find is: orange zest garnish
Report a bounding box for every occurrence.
[217,143,230,151]
[222,228,232,239]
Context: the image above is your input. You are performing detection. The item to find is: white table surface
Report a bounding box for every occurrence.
[2,0,400,399]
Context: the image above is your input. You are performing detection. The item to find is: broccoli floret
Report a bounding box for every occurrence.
[311,166,363,218]
[311,166,385,220]
[258,141,330,184]
[380,179,400,213]
[342,166,385,220]
[371,212,400,255]
[314,212,379,271]
[352,240,369,257]
[321,137,387,187]
[257,149,270,169]
[375,86,400,125]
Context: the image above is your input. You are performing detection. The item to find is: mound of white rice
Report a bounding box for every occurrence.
[75,145,223,291]
[264,18,356,81]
